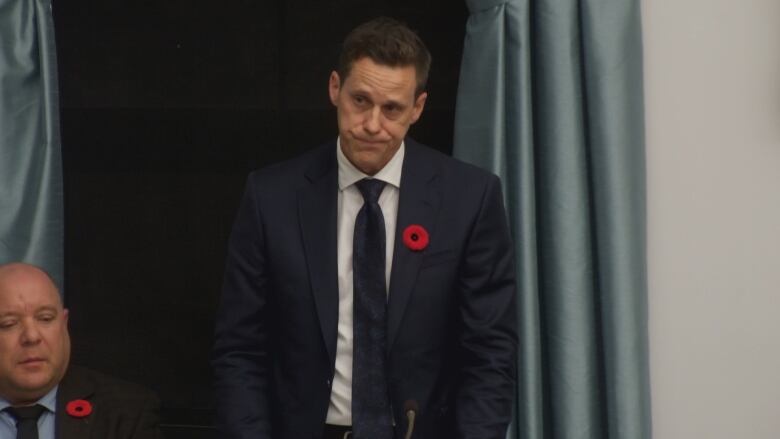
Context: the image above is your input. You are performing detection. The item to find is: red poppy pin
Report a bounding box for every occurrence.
[66,399,93,418]
[402,224,429,251]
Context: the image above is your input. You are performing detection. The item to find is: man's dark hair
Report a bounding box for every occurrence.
[337,17,432,96]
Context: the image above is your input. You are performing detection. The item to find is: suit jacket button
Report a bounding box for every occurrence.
[326,379,331,387]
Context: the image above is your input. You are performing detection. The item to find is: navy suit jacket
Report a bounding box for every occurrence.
[213,139,517,439]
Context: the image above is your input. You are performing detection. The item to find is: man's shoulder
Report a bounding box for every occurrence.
[406,138,500,184]
[241,138,499,191]
[57,366,162,439]
[247,140,335,186]
[60,365,159,406]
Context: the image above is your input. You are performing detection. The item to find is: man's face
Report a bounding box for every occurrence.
[329,57,427,175]
[0,266,70,405]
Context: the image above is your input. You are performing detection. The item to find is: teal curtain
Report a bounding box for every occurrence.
[0,0,63,287]
[453,1,650,438]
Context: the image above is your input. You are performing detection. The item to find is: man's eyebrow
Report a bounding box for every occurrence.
[36,305,59,313]
[350,89,371,98]
[383,99,405,108]
[0,311,19,318]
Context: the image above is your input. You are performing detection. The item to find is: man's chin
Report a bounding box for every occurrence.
[351,141,388,153]
[352,156,387,175]
[344,133,391,146]
[4,379,56,405]
[13,369,55,392]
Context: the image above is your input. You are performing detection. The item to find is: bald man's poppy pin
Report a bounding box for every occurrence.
[66,399,93,418]
[403,224,429,251]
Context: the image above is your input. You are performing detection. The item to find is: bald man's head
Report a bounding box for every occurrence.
[0,263,70,405]
[0,263,62,303]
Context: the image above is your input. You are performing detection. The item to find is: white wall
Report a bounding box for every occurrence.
[643,1,780,438]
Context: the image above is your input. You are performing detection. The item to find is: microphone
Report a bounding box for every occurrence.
[403,399,419,439]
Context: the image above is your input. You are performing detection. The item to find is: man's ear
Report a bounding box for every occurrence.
[328,71,341,106]
[63,308,69,325]
[410,91,428,124]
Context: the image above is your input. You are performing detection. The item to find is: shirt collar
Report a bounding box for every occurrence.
[0,385,58,414]
[336,137,404,190]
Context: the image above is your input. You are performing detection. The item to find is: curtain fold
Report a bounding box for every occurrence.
[0,0,63,288]
[453,1,650,438]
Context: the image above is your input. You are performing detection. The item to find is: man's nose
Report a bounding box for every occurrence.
[363,107,382,134]
[20,321,43,345]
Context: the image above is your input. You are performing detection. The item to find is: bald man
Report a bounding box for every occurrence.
[0,263,163,439]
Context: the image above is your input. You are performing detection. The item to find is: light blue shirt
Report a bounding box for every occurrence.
[0,386,58,439]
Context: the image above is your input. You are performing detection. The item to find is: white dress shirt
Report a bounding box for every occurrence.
[325,138,404,425]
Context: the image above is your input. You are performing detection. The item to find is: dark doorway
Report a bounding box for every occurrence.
[54,1,468,435]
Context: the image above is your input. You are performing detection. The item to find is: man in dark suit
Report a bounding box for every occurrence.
[213,17,518,439]
[0,263,163,439]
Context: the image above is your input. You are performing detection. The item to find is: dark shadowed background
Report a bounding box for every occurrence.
[53,1,468,437]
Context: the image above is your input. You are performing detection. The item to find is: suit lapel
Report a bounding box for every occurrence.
[298,144,340,369]
[56,366,95,439]
[387,140,441,350]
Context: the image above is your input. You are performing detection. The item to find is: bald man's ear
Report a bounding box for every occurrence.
[63,309,69,324]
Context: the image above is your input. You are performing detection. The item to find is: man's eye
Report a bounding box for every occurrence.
[38,314,55,322]
[0,320,17,329]
[383,106,402,119]
[353,96,367,105]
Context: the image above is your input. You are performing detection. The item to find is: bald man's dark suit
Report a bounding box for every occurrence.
[55,365,162,439]
[213,139,518,439]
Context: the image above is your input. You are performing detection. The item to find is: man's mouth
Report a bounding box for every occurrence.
[19,357,46,365]
[356,138,385,146]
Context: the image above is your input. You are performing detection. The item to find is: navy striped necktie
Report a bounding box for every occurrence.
[352,178,393,439]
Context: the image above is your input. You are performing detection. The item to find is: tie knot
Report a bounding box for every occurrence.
[355,179,386,204]
[4,404,46,422]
